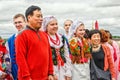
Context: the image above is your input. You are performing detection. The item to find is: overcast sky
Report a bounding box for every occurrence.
[0,0,120,38]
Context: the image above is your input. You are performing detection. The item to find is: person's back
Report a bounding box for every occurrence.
[6,13,26,80]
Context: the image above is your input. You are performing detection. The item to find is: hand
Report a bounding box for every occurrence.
[1,72,7,79]
[112,78,115,80]
[65,76,71,80]
[30,78,32,80]
[48,75,54,80]
[53,74,58,80]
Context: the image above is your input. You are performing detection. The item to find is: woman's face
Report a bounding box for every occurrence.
[91,33,101,45]
[75,25,85,38]
[47,19,58,35]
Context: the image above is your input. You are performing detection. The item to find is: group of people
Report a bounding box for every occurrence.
[0,5,120,80]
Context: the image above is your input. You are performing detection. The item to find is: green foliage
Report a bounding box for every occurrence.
[112,36,120,38]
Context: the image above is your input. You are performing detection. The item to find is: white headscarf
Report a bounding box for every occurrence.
[68,20,83,39]
[42,16,57,32]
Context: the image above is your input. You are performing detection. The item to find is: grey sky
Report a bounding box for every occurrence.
[0,0,120,38]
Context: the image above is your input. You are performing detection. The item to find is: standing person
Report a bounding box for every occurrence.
[89,29,115,80]
[0,37,13,80]
[106,30,120,80]
[42,16,72,80]
[6,13,26,80]
[15,5,54,80]
[64,19,73,39]
[68,20,91,80]
[100,29,120,80]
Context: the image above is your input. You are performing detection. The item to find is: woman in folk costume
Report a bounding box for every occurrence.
[68,20,91,80]
[0,38,13,80]
[42,16,72,80]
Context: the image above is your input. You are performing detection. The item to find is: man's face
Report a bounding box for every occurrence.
[14,17,26,31]
[28,10,43,29]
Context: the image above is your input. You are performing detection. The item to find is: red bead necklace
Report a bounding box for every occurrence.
[49,33,60,46]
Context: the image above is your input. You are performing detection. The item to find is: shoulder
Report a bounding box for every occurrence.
[15,30,29,42]
[40,31,48,36]
[8,34,16,42]
[56,33,66,41]
[102,44,109,49]
[69,37,78,47]
[112,40,119,47]
[16,28,32,39]
[82,38,89,44]
[102,44,110,51]
[102,44,111,55]
[8,34,15,39]
[69,37,77,42]
[60,34,68,41]
[18,28,28,35]
[39,31,49,40]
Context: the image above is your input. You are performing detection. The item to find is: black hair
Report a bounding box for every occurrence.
[25,5,41,21]
[89,29,102,39]
[84,29,90,39]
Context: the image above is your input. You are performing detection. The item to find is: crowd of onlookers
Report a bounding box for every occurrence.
[0,5,120,80]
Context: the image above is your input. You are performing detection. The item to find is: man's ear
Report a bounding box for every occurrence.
[27,15,31,21]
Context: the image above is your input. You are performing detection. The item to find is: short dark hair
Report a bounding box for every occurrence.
[13,13,25,21]
[25,5,41,21]
[89,29,102,39]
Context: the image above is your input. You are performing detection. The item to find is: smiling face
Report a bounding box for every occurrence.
[91,33,101,45]
[14,16,26,31]
[28,10,43,30]
[75,24,85,38]
[46,19,58,35]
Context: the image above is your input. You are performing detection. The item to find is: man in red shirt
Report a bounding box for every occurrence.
[15,5,54,80]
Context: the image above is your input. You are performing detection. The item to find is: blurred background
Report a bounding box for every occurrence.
[0,0,120,38]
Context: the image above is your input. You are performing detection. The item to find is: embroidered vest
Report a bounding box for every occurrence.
[51,36,66,65]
